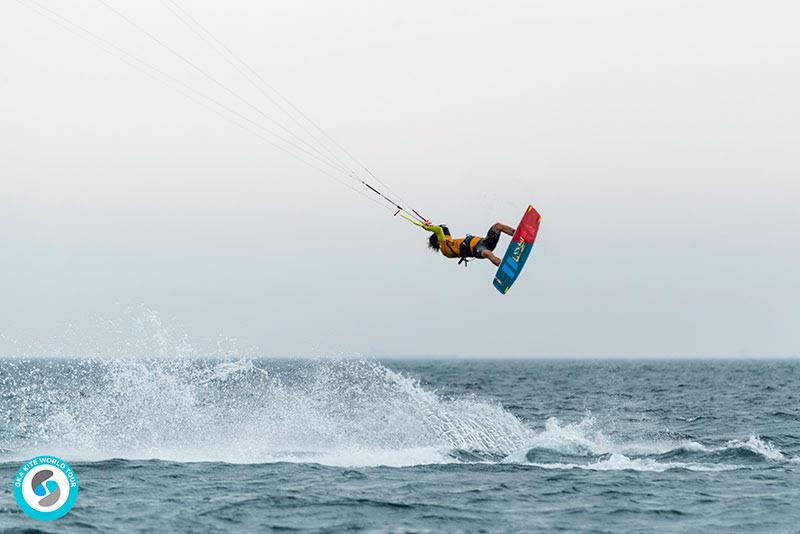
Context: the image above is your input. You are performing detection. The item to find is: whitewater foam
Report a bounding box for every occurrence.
[499,416,786,471]
[505,417,713,460]
[722,436,784,461]
[0,358,790,470]
[525,453,743,472]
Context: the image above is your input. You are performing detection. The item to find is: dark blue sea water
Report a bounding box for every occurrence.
[1,358,798,532]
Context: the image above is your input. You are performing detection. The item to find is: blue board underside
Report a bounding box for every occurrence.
[493,241,534,294]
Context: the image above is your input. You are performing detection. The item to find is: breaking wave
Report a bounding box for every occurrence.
[502,417,786,472]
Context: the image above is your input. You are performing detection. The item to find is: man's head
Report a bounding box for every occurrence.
[428,232,439,251]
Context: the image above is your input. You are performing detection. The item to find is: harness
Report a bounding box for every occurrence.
[458,235,478,267]
[439,225,480,267]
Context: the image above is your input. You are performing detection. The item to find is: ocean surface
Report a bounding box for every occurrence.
[0,358,798,532]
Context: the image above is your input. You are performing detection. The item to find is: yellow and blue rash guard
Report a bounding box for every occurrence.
[423,224,482,259]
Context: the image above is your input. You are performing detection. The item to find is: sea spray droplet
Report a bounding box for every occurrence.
[2,359,790,471]
[0,358,533,466]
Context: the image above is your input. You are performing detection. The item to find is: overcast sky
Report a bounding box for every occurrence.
[2,0,798,358]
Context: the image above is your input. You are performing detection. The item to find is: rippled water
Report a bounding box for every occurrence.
[0,358,798,532]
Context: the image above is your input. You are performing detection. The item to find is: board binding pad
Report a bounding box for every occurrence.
[493,205,541,294]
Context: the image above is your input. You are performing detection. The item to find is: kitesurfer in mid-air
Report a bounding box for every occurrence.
[423,222,515,267]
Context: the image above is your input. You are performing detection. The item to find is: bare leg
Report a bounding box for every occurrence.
[482,249,501,267]
[492,222,515,236]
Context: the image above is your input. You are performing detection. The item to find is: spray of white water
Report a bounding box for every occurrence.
[0,309,788,469]
[1,358,534,467]
[0,357,788,470]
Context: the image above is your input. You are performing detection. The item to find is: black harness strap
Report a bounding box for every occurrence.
[457,235,478,267]
[459,235,476,258]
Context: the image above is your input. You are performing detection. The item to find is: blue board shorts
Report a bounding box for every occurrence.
[474,227,502,257]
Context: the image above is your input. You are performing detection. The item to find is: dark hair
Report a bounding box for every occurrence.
[428,232,440,251]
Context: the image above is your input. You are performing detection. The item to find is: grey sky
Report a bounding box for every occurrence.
[2,0,798,358]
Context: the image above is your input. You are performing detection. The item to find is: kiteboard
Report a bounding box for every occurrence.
[493,205,541,294]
